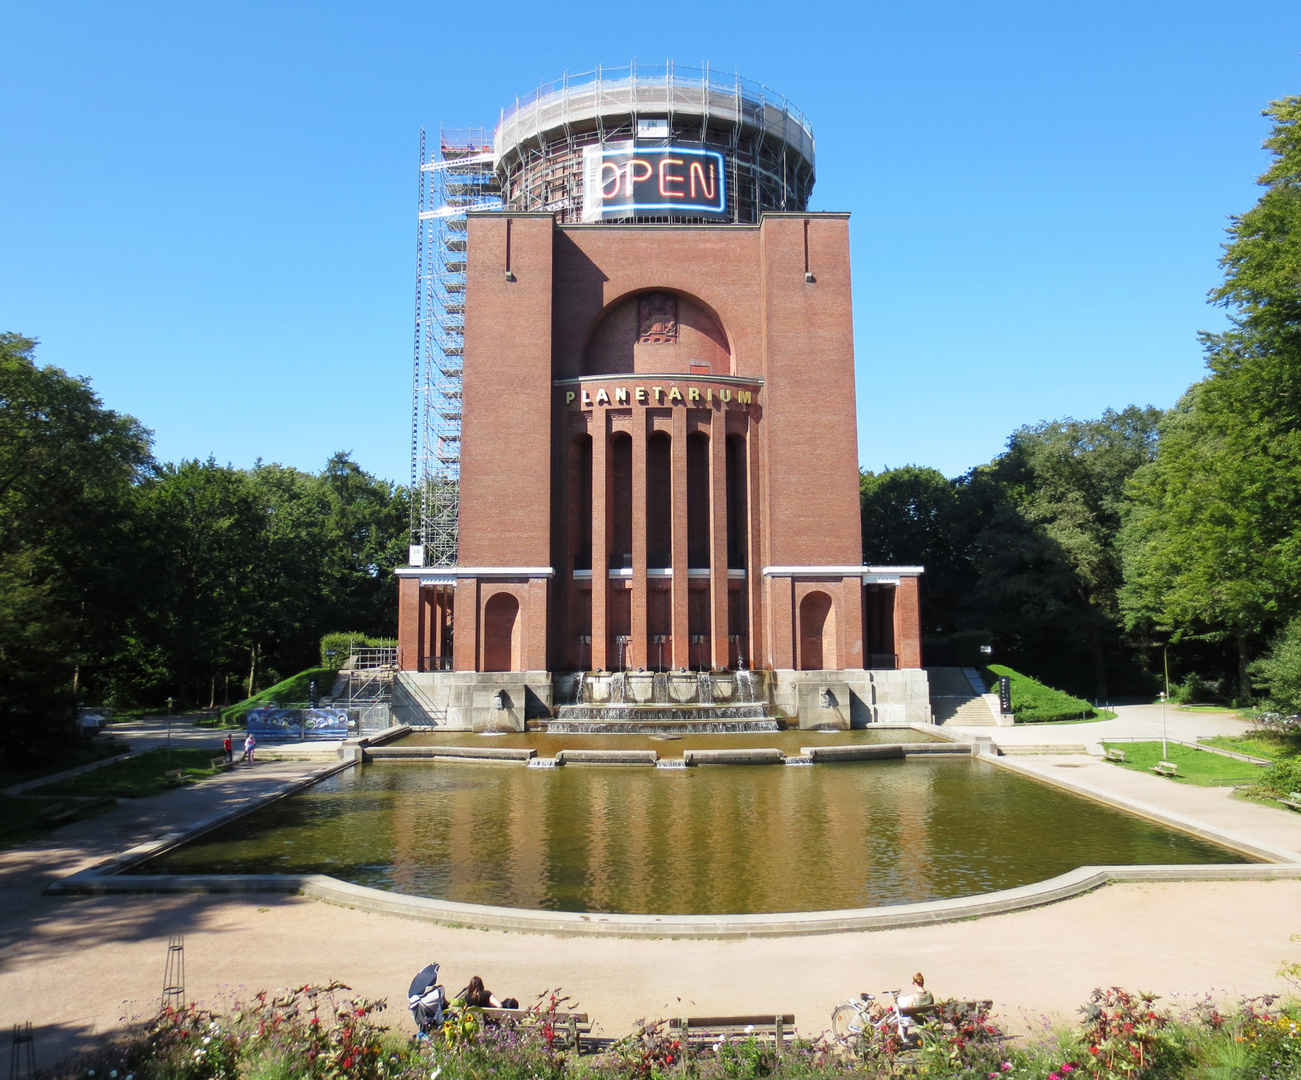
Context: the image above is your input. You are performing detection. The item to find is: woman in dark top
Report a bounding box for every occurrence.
[460,975,503,1009]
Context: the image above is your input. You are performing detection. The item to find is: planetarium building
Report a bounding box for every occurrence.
[395,65,926,729]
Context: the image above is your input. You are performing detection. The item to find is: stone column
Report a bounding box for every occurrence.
[630,408,648,670]
[709,411,729,669]
[670,409,690,669]
[591,415,609,671]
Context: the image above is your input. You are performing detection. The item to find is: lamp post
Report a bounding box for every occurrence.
[1159,690,1168,760]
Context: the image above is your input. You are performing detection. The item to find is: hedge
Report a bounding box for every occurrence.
[319,631,396,668]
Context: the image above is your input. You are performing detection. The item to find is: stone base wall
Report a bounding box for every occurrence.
[769,669,931,728]
[392,671,553,731]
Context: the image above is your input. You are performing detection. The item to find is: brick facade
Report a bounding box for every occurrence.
[396,212,923,680]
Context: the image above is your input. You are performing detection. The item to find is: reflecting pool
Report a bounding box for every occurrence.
[395,727,942,754]
[138,757,1248,914]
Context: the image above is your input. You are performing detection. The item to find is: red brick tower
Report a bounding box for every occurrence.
[396,67,925,729]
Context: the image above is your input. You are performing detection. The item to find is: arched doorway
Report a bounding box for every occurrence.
[483,593,520,672]
[799,591,837,671]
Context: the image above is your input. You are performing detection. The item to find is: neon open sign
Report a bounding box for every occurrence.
[581,142,727,222]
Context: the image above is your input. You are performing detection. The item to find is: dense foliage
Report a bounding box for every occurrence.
[865,94,1301,705]
[863,408,1161,698]
[1121,95,1301,702]
[0,335,409,766]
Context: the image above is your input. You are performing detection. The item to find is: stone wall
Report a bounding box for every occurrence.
[770,668,931,728]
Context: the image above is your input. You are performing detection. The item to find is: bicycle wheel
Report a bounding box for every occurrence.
[831,1004,866,1042]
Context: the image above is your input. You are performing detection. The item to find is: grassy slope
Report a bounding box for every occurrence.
[33,746,225,798]
[1101,740,1268,786]
[985,664,1095,723]
[214,667,338,727]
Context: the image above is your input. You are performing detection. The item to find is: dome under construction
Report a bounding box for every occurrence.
[493,62,816,224]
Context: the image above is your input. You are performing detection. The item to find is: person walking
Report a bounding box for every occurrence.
[243,731,256,765]
[223,733,233,764]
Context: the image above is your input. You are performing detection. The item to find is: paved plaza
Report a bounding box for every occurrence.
[3,707,1300,1069]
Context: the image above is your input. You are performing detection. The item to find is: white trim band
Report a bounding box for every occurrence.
[762,565,924,577]
[395,566,554,579]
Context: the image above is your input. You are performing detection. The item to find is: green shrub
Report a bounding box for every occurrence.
[216,667,337,727]
[1256,757,1301,798]
[985,664,1096,723]
[1170,672,1225,705]
[1251,615,1301,714]
[319,632,396,668]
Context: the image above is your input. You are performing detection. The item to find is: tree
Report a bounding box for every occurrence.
[0,333,153,759]
[1121,95,1301,698]
[985,407,1161,698]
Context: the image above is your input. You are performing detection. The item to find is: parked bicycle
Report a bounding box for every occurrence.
[830,989,932,1049]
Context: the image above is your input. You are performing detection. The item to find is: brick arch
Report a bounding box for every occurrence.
[798,591,837,671]
[581,288,732,377]
[483,592,520,672]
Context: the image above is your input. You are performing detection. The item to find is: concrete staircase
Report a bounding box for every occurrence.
[926,666,998,727]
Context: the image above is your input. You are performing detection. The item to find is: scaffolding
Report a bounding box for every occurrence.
[411,127,501,565]
[494,61,815,224]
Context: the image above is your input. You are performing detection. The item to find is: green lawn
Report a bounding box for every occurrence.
[1101,740,1269,786]
[1198,735,1284,761]
[32,746,226,798]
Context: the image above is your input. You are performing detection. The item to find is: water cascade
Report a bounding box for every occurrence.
[548,668,781,734]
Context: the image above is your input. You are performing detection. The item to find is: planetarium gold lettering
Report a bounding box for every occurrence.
[563,383,758,409]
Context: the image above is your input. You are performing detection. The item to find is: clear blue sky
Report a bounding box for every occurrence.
[3,1,1299,483]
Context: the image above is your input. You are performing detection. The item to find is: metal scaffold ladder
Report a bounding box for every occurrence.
[410,126,501,567]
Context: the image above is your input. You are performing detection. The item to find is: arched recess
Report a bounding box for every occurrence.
[483,592,520,672]
[582,289,732,376]
[799,591,837,671]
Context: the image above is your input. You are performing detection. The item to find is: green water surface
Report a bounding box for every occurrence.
[140,756,1248,914]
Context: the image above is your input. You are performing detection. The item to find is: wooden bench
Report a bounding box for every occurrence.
[1104,747,1127,763]
[477,1008,594,1051]
[1151,760,1179,777]
[1278,792,1301,811]
[209,756,231,772]
[669,1014,796,1054]
[164,769,187,786]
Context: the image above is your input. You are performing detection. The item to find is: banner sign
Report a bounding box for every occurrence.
[582,142,727,222]
[998,676,1012,716]
[246,706,352,742]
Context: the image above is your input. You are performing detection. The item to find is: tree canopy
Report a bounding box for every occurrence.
[0,335,410,765]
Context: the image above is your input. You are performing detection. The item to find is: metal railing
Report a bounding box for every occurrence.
[497,61,814,144]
